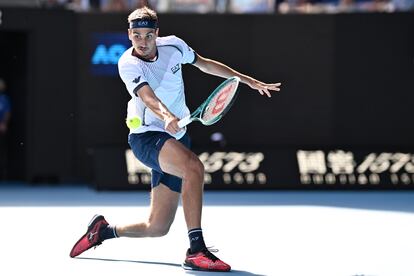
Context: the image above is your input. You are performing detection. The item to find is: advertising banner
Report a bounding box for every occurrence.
[95,147,414,190]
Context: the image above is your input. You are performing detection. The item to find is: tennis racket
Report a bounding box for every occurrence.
[178,76,240,128]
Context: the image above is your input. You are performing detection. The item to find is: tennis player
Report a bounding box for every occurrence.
[70,6,281,272]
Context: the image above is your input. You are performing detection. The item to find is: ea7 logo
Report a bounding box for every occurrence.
[170,63,180,74]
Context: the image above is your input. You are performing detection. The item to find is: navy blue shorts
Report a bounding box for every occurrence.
[128,131,191,193]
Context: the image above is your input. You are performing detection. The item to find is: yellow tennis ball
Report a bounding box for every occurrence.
[126,117,142,129]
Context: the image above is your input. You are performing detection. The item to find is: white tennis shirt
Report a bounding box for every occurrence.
[118,35,197,139]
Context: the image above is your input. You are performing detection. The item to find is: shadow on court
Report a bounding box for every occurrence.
[76,256,181,267]
[76,257,265,276]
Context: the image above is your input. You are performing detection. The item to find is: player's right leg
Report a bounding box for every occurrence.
[69,214,110,258]
[69,131,182,258]
[115,182,180,237]
[69,183,179,258]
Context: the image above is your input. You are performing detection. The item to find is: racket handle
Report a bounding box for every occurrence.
[178,115,192,128]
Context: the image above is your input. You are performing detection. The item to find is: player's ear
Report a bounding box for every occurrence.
[127,29,133,40]
[155,28,159,37]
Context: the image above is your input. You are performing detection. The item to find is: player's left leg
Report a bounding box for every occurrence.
[157,138,231,272]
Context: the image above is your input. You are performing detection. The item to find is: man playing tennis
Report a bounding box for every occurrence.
[70,6,281,272]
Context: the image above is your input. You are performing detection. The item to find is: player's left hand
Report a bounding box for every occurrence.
[246,78,281,98]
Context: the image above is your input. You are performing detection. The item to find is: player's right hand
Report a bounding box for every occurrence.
[164,116,181,134]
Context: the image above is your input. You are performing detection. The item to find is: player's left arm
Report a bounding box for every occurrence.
[192,54,281,97]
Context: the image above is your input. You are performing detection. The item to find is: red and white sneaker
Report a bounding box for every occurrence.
[69,214,108,258]
[182,248,231,272]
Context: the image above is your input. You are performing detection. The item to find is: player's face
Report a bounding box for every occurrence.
[129,28,158,59]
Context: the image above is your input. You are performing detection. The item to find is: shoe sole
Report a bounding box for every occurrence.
[69,214,105,258]
[182,262,231,272]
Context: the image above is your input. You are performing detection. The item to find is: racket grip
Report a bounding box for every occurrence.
[178,115,192,128]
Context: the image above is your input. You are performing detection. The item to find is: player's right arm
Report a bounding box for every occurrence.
[118,57,181,134]
[136,85,181,134]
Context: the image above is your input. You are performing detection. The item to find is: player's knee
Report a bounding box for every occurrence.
[148,224,171,237]
[185,155,204,181]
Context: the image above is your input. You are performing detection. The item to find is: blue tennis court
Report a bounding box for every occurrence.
[1,184,413,276]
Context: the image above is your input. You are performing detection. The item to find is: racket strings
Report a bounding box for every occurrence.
[201,82,238,122]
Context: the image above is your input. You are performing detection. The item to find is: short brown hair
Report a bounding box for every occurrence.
[128,6,158,23]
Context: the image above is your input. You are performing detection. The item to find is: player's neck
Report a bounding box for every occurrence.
[132,48,158,62]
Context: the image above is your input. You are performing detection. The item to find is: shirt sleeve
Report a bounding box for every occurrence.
[118,63,148,97]
[173,36,197,65]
